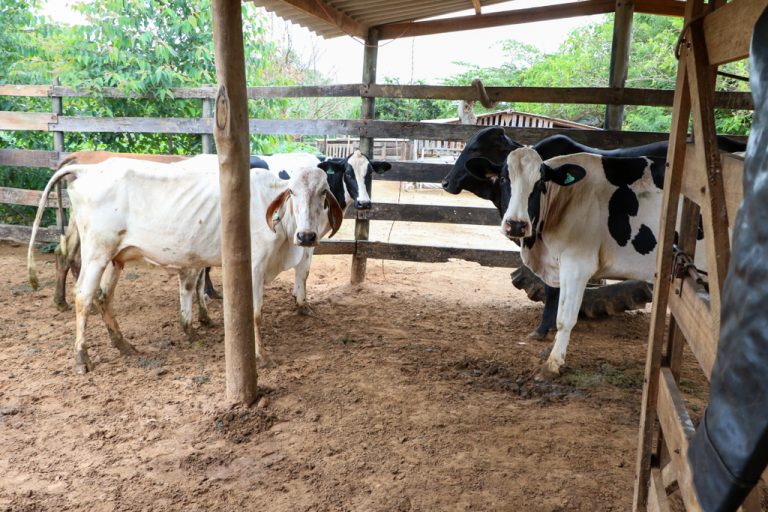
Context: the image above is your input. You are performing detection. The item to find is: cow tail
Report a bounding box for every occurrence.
[28,167,78,290]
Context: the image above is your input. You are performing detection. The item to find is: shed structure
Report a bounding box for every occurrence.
[209,1,768,508]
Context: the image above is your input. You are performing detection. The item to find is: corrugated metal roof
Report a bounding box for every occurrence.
[249,0,514,39]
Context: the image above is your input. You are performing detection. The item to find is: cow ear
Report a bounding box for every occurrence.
[325,191,344,238]
[266,189,291,233]
[318,161,340,176]
[465,157,502,180]
[370,161,392,174]
[541,163,586,186]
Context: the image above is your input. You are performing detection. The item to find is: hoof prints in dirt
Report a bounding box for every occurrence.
[450,358,582,403]
[212,408,276,443]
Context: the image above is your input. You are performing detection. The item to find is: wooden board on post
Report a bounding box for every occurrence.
[211,0,258,405]
[605,0,634,130]
[350,27,379,285]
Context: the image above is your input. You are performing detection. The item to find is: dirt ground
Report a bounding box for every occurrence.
[0,241,710,511]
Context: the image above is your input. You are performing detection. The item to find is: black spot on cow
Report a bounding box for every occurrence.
[249,156,269,170]
[608,186,639,246]
[632,224,657,254]
[650,158,665,189]
[602,156,647,187]
[278,170,290,180]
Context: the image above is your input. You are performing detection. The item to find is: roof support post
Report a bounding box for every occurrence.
[211,0,259,405]
[605,0,634,130]
[351,27,379,285]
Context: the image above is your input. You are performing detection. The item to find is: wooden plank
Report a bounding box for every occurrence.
[667,282,716,380]
[377,0,618,39]
[0,223,60,244]
[657,368,702,511]
[605,0,635,130]
[0,85,50,97]
[0,111,57,131]
[0,149,59,168]
[635,0,685,16]
[313,239,355,255]
[704,0,768,66]
[41,83,751,109]
[0,187,70,208]
[721,153,745,224]
[633,7,694,506]
[357,241,522,268]
[375,161,452,183]
[352,202,500,226]
[50,116,211,134]
[648,468,672,512]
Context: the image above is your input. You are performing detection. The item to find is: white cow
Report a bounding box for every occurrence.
[466,147,668,378]
[28,159,343,373]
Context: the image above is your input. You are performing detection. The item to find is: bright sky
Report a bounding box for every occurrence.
[41,0,599,84]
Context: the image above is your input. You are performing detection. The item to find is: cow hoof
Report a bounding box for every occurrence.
[75,352,93,374]
[527,330,548,341]
[55,301,71,312]
[116,342,140,356]
[258,357,277,369]
[297,303,315,316]
[199,315,213,327]
[205,290,223,301]
[535,363,561,381]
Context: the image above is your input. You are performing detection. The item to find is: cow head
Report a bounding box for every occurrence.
[442,127,522,206]
[266,167,344,246]
[466,146,586,241]
[320,151,391,210]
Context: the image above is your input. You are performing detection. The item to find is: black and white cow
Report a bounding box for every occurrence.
[465,147,669,378]
[442,127,745,338]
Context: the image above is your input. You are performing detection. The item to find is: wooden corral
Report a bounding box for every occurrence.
[633,0,768,510]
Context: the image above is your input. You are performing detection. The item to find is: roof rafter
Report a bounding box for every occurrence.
[248,0,368,38]
[376,0,685,40]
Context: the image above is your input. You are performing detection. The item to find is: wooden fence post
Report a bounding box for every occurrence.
[202,95,214,154]
[351,27,379,285]
[605,0,634,130]
[51,78,65,234]
[211,0,258,405]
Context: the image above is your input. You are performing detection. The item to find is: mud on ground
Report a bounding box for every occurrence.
[0,242,709,511]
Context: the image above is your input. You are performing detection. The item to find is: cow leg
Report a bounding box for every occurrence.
[195,268,212,327]
[539,258,595,380]
[178,268,199,339]
[251,271,269,365]
[203,267,222,300]
[529,285,559,340]
[73,257,110,374]
[96,262,138,356]
[293,250,314,316]
[53,246,71,311]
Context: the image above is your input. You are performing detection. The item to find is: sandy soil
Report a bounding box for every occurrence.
[0,240,710,511]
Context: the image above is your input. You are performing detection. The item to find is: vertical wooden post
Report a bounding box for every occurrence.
[211,0,258,405]
[202,96,214,154]
[51,78,65,234]
[351,28,379,285]
[605,0,634,130]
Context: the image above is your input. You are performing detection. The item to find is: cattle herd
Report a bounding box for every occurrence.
[27,129,745,379]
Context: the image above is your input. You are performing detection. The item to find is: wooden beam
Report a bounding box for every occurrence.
[634,0,685,16]
[605,0,635,130]
[0,111,57,131]
[249,0,367,38]
[0,224,60,244]
[211,0,258,405]
[0,85,50,97]
[378,0,617,39]
[351,27,379,285]
[703,0,768,66]
[0,186,70,208]
[471,0,482,15]
[357,241,522,268]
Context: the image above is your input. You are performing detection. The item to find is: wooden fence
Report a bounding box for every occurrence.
[0,82,752,275]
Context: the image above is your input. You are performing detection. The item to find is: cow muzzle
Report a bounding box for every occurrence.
[296,231,318,247]
[502,220,529,239]
[354,199,372,210]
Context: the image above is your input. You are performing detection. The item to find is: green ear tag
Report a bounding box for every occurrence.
[273,211,280,223]
[327,169,335,175]
[563,174,575,185]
